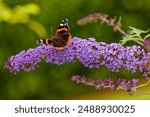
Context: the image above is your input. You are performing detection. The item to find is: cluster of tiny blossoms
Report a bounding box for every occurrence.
[72,75,139,92]
[5,37,149,76]
[77,13,123,34]
[139,52,150,79]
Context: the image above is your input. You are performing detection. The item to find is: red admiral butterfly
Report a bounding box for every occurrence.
[36,19,71,50]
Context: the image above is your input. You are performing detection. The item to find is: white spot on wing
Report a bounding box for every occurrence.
[60,23,63,26]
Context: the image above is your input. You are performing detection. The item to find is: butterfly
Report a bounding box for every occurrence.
[36,19,71,50]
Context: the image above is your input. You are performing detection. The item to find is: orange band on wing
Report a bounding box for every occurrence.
[54,47,65,50]
[66,35,72,45]
[56,28,68,32]
[45,39,50,45]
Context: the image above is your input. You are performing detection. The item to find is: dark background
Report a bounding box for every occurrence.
[0,0,150,99]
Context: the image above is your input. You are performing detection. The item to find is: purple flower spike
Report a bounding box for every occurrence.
[139,52,150,79]
[4,37,148,75]
[71,75,139,92]
[143,38,150,52]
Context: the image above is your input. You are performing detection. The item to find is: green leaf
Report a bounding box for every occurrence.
[129,26,149,38]
[144,34,150,39]
[120,36,132,45]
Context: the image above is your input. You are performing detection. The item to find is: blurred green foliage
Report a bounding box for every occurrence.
[0,0,47,37]
[0,0,150,99]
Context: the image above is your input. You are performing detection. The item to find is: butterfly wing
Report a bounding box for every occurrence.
[37,19,71,48]
[52,19,71,50]
[55,19,69,37]
[52,32,71,46]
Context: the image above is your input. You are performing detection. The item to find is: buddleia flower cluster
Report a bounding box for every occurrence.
[5,37,148,74]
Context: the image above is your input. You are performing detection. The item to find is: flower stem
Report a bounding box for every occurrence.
[133,40,144,47]
[131,80,150,95]
[116,28,127,36]
[135,90,150,95]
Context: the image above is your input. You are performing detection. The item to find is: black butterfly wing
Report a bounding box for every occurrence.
[52,19,71,49]
[55,19,69,37]
[52,32,71,48]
